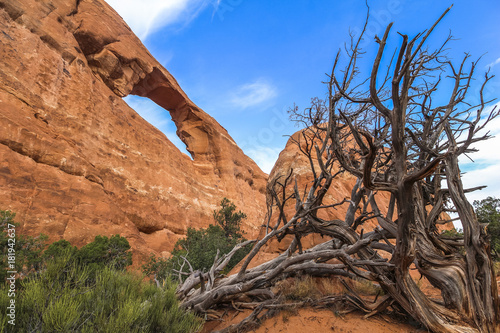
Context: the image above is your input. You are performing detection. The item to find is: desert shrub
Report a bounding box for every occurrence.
[440,228,464,238]
[77,234,133,271]
[213,197,246,239]
[145,225,252,283]
[275,276,347,301]
[0,210,201,332]
[142,253,173,284]
[1,210,132,282]
[474,196,500,257]
[44,239,77,260]
[173,224,250,273]
[43,235,133,275]
[144,198,252,283]
[0,210,47,281]
[0,252,202,333]
[276,276,321,301]
[317,276,346,295]
[350,278,383,296]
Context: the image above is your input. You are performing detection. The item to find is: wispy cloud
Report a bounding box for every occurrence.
[106,0,213,40]
[461,164,500,203]
[460,104,500,166]
[230,79,277,109]
[486,57,500,69]
[245,146,282,174]
[458,102,500,202]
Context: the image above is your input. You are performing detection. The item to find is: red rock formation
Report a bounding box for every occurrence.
[255,130,383,255]
[0,0,267,260]
[256,130,453,257]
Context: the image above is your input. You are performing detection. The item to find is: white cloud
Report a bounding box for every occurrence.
[486,57,500,69]
[447,102,500,227]
[106,0,213,40]
[443,103,500,229]
[230,79,277,109]
[450,162,500,230]
[245,146,281,174]
[461,163,500,203]
[459,103,500,167]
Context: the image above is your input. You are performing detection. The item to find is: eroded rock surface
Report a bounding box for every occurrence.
[255,130,453,258]
[0,0,267,260]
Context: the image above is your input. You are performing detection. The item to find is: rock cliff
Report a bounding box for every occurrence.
[0,0,267,258]
[257,130,453,257]
[256,130,390,256]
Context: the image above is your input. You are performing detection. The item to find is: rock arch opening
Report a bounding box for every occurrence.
[123,95,192,159]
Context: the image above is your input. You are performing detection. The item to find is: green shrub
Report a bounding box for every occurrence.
[0,253,202,333]
[142,253,173,284]
[0,210,47,281]
[172,224,248,273]
[213,197,247,239]
[474,196,500,257]
[0,210,201,332]
[145,225,252,283]
[143,198,252,283]
[78,234,133,271]
[43,235,133,276]
[44,239,77,260]
[440,228,464,238]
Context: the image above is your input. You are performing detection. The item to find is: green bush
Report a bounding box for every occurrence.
[0,210,47,281]
[142,252,173,285]
[0,252,202,333]
[144,225,252,283]
[174,224,251,273]
[43,235,133,277]
[474,196,500,257]
[440,228,464,238]
[213,197,247,239]
[0,210,201,332]
[143,198,252,283]
[1,210,132,277]
[77,234,133,271]
[44,239,77,260]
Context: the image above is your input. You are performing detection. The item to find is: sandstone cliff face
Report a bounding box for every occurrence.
[257,130,390,255]
[0,0,267,258]
[257,130,453,257]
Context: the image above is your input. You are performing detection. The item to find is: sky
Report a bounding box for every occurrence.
[106,0,500,207]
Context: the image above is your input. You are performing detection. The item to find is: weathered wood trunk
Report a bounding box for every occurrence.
[445,153,500,332]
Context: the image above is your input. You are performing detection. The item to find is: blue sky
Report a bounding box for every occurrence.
[106,0,500,204]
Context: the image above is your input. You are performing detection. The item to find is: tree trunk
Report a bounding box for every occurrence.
[445,153,500,332]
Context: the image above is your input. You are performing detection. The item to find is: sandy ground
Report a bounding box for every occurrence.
[203,308,426,333]
[202,270,500,332]
[254,309,426,333]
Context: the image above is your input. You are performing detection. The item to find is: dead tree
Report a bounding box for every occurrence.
[174,7,499,333]
[324,5,499,331]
